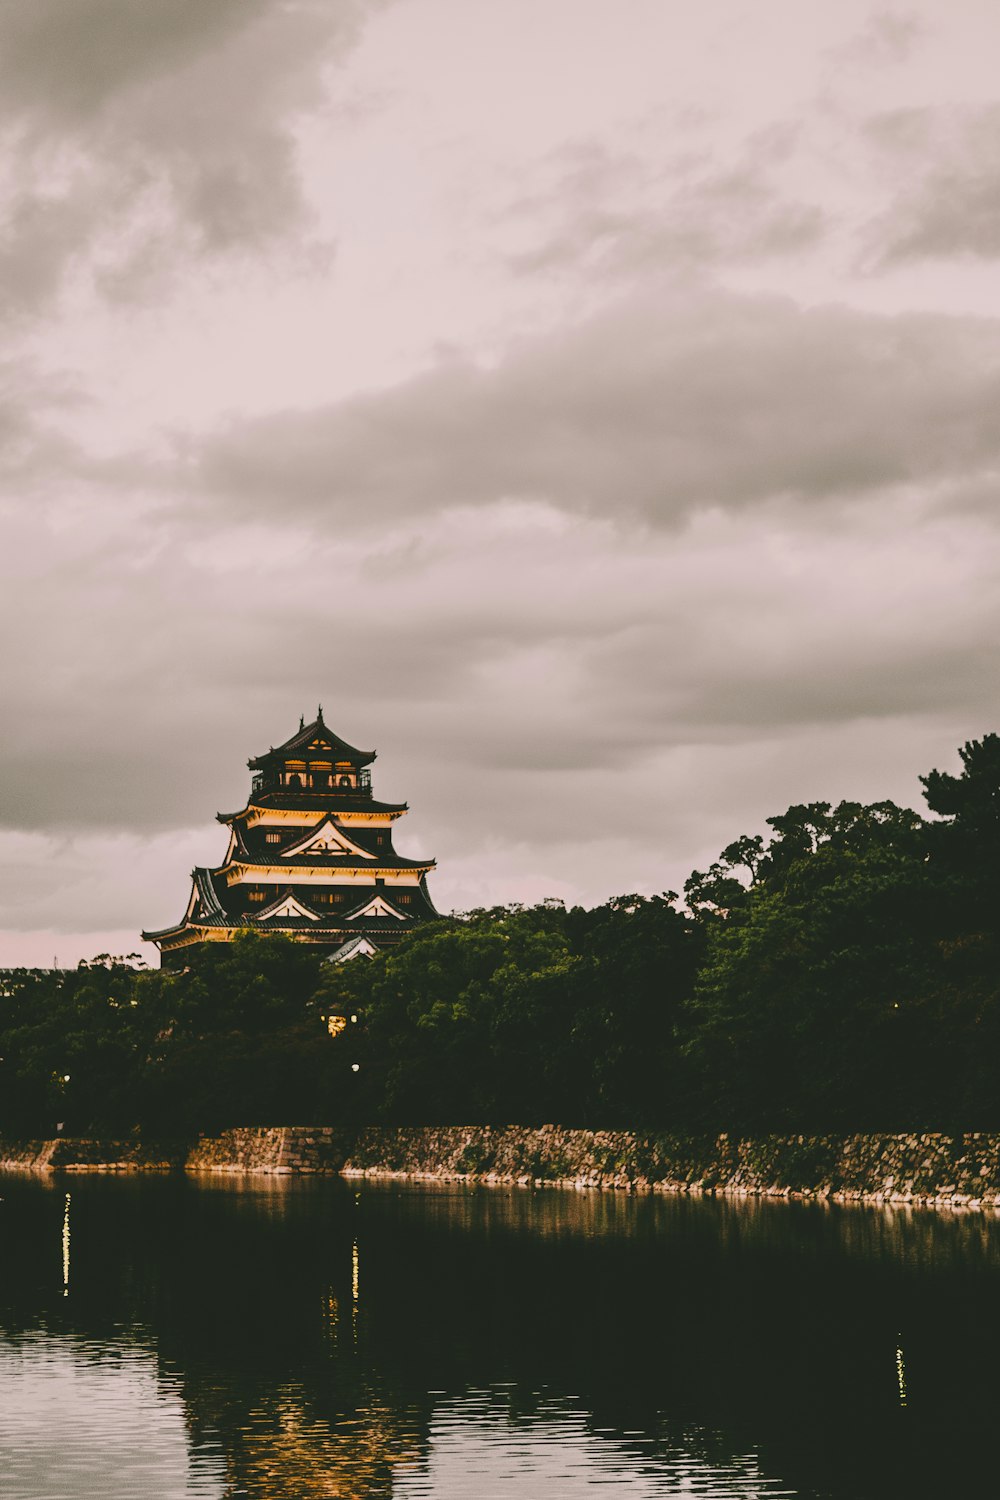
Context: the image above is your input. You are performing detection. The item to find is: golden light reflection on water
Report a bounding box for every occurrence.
[352,1238,360,1344]
[896,1341,908,1408]
[322,1289,339,1344]
[61,1191,70,1298]
[352,1188,361,1344]
[212,1388,428,1500]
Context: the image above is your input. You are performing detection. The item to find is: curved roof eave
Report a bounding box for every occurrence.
[248,715,376,770]
[217,795,408,822]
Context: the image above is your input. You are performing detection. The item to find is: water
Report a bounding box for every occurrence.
[1,1177,998,1499]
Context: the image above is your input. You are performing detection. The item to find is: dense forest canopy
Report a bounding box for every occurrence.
[2,735,998,1138]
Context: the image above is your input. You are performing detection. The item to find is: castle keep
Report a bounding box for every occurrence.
[143,709,437,967]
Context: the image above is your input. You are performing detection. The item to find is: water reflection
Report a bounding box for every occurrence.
[0,1335,225,1498]
[62,1190,71,1297]
[395,1389,800,1498]
[3,1176,1000,1497]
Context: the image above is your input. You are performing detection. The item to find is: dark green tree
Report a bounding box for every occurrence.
[316,896,701,1127]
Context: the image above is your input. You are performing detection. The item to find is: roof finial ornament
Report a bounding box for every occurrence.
[299,714,304,731]
[317,703,324,723]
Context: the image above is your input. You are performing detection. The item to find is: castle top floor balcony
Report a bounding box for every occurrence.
[252,767,373,796]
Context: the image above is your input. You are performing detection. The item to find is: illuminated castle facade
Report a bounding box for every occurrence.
[143,710,437,968]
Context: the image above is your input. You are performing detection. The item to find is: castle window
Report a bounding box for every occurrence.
[265,832,281,844]
[248,890,266,904]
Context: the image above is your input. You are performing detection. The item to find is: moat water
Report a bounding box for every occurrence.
[0,1175,997,1499]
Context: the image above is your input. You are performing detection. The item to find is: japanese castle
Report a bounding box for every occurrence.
[143,709,437,967]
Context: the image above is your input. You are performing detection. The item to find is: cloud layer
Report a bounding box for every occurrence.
[1,0,999,963]
[0,0,380,315]
[195,287,1000,524]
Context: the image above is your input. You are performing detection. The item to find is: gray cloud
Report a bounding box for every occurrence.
[194,286,1000,524]
[1,443,995,950]
[864,104,1000,263]
[0,0,385,316]
[502,130,825,280]
[0,360,87,491]
[828,11,925,70]
[0,2,269,120]
[3,263,998,939]
[1,469,996,842]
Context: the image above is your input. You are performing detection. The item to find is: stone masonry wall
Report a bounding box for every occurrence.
[7,1125,1000,1209]
[0,1127,350,1174]
[0,1136,180,1172]
[341,1125,1000,1210]
[185,1125,354,1174]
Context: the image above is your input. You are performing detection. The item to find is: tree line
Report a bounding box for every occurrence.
[1,735,998,1139]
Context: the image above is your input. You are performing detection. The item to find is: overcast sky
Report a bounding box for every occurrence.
[1,0,998,965]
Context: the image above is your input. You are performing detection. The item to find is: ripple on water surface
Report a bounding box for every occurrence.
[0,1336,226,1499]
[394,1389,797,1498]
[3,1175,1000,1499]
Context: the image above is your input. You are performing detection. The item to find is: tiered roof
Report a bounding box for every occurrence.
[217,793,408,821]
[248,707,376,772]
[142,710,437,965]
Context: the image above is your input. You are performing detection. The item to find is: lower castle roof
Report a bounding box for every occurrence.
[142,867,438,944]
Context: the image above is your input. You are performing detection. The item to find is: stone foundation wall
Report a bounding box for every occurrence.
[0,1128,350,1174]
[185,1125,353,1174]
[0,1139,61,1172]
[0,1136,180,1172]
[342,1126,1000,1210]
[6,1125,1000,1209]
